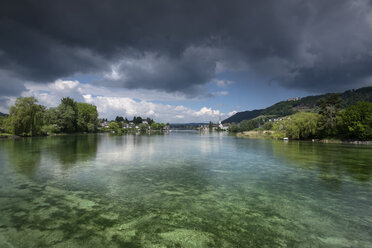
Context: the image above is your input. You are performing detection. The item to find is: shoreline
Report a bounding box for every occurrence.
[1,131,371,145]
[236,131,372,145]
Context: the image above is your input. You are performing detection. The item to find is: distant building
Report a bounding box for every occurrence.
[287,96,300,101]
[218,115,229,130]
[101,121,110,128]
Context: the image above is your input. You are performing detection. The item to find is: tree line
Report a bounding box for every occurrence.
[229,95,372,141]
[107,116,168,135]
[114,116,155,126]
[1,96,99,136]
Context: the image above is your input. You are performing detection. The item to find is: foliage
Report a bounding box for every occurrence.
[5,97,45,136]
[57,97,78,133]
[224,86,372,124]
[76,102,99,132]
[240,119,259,131]
[222,109,262,124]
[41,124,61,135]
[228,123,240,132]
[228,116,268,133]
[338,101,372,140]
[133,116,143,125]
[44,108,59,126]
[108,121,120,131]
[317,94,342,137]
[273,112,320,139]
[115,116,124,122]
[145,117,154,125]
[5,96,100,136]
[139,123,149,133]
[151,122,165,130]
[262,121,273,130]
[262,101,295,116]
[0,116,7,132]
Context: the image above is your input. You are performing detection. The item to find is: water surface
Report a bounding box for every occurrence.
[0,132,371,247]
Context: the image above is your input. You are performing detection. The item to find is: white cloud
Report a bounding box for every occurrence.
[51,79,80,91]
[19,79,236,123]
[213,79,233,87]
[228,110,238,116]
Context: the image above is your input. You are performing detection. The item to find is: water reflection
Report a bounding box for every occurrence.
[2,135,100,176]
[48,135,99,167]
[271,141,372,183]
[3,138,42,176]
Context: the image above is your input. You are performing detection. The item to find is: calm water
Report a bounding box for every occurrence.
[0,132,371,247]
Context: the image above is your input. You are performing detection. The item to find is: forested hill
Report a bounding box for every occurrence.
[0,112,8,117]
[222,86,372,124]
[222,109,263,124]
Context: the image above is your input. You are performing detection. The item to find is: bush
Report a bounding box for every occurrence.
[338,101,372,140]
[42,124,61,135]
[263,122,273,130]
[273,112,320,139]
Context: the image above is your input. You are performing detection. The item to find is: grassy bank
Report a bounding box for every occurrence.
[236,130,275,139]
[236,131,372,145]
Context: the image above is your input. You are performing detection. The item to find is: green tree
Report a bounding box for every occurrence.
[317,94,342,137]
[57,97,78,133]
[77,102,99,132]
[240,119,259,131]
[44,107,59,125]
[146,117,154,126]
[108,121,120,134]
[139,123,149,133]
[273,112,320,139]
[133,116,143,125]
[115,116,124,122]
[151,122,159,130]
[0,116,7,132]
[228,122,240,132]
[5,97,45,136]
[263,121,273,130]
[338,101,372,140]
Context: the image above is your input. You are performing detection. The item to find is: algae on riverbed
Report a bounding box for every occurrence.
[0,133,371,247]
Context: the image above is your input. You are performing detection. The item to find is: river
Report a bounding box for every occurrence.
[0,132,371,247]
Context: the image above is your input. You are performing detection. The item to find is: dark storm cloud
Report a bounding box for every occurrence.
[0,69,26,96]
[1,0,372,95]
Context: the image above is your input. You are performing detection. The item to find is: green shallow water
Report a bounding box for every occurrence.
[0,132,371,247]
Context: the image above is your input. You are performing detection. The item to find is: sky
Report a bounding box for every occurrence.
[1,0,372,123]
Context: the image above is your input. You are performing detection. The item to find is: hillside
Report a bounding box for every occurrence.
[0,112,8,117]
[223,86,372,123]
[222,109,262,124]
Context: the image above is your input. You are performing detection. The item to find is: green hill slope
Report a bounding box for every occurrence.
[222,109,263,124]
[223,86,372,123]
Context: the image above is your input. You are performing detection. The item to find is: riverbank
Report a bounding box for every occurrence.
[236,130,372,145]
[0,133,19,139]
[0,130,169,139]
[236,130,275,139]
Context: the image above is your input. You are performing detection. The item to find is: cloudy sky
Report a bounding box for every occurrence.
[1,0,372,122]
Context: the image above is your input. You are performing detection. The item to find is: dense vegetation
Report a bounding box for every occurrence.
[222,109,262,124]
[2,97,99,137]
[229,95,372,141]
[225,86,372,123]
[0,97,170,137]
